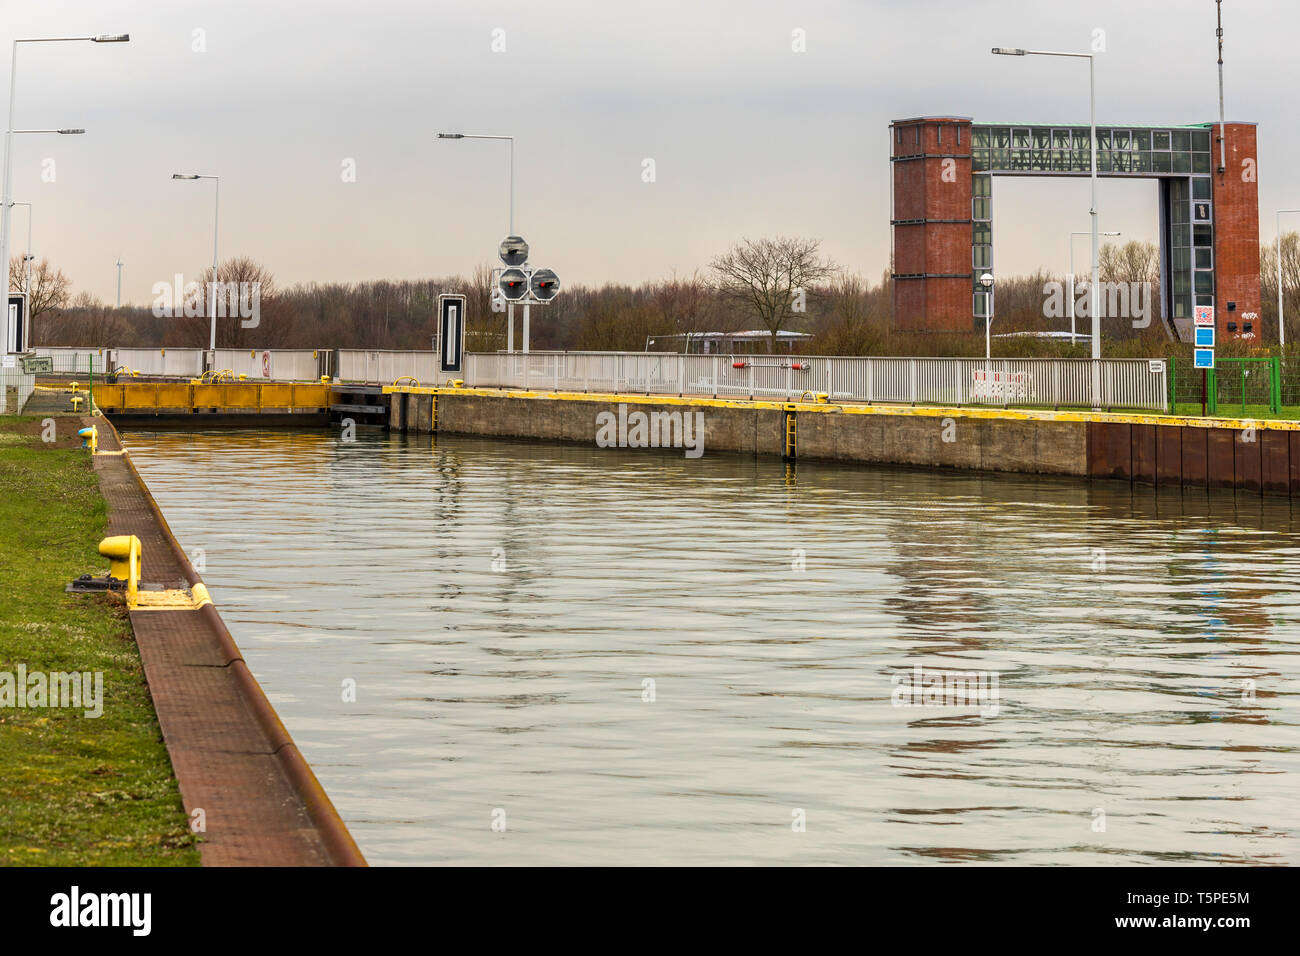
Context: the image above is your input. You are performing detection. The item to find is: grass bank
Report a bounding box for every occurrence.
[0,415,198,866]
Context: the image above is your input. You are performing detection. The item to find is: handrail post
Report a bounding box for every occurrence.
[1271,355,1282,414]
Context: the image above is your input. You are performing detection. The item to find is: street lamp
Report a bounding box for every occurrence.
[436,132,514,234]
[1275,209,1300,348]
[994,45,1102,406]
[6,202,32,295]
[2,31,128,351]
[1068,230,1119,346]
[437,132,522,350]
[2,131,83,352]
[980,272,994,362]
[171,173,220,350]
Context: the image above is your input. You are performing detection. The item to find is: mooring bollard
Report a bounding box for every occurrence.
[98,535,141,603]
[77,425,98,453]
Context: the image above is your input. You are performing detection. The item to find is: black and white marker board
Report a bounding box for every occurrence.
[438,293,467,374]
[4,294,26,355]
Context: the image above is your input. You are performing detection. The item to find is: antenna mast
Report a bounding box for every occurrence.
[1216,0,1226,175]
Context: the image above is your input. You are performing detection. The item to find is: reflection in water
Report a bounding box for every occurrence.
[120,427,1300,865]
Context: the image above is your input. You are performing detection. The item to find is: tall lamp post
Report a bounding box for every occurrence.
[980,272,995,362]
[171,173,220,350]
[3,130,84,352]
[2,33,128,340]
[993,45,1101,406]
[436,132,520,351]
[1068,230,1119,346]
[1276,209,1300,348]
[7,202,32,294]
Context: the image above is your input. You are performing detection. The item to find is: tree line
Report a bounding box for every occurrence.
[19,234,1300,359]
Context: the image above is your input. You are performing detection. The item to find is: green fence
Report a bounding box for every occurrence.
[1168,356,1289,417]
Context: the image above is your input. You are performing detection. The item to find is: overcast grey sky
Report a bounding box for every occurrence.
[1,0,1291,304]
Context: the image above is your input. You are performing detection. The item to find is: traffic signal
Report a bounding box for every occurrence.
[499,268,529,300]
[498,235,529,267]
[530,268,560,302]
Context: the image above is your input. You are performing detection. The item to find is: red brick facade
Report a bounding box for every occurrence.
[1211,123,1260,337]
[891,117,974,332]
[891,117,1262,340]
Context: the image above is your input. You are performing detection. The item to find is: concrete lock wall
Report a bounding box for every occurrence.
[385,390,1298,495]
[433,394,786,456]
[796,412,1087,476]
[417,392,1085,477]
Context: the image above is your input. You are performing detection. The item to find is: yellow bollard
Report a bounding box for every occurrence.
[70,395,84,412]
[98,535,141,603]
[77,425,98,453]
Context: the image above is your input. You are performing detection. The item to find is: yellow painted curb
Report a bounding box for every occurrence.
[382,385,1300,432]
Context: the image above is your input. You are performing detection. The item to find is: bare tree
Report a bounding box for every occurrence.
[651,269,716,338]
[9,254,72,320]
[183,256,294,347]
[709,237,838,352]
[1099,240,1159,286]
[1260,231,1300,344]
[815,272,888,354]
[458,262,505,351]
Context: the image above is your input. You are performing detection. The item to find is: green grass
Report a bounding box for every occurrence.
[0,415,198,866]
[1170,402,1300,422]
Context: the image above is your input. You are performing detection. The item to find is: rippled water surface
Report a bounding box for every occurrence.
[120,427,1300,865]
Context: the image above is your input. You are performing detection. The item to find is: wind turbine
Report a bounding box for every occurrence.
[115,257,123,307]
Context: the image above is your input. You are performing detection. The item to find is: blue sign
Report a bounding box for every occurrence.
[1194,348,1215,370]
[1194,327,1215,348]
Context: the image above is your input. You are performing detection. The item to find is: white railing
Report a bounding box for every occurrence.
[210,349,323,382]
[114,348,207,378]
[337,349,438,385]
[23,346,1171,411]
[35,347,324,381]
[32,347,113,375]
[462,352,1169,412]
[0,366,36,413]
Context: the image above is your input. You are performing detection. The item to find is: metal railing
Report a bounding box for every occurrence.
[210,349,325,382]
[462,352,1170,412]
[24,346,1171,411]
[29,347,111,375]
[337,349,438,385]
[0,366,36,413]
[33,347,327,382]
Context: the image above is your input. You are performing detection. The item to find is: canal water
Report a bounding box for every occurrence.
[120,427,1300,866]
